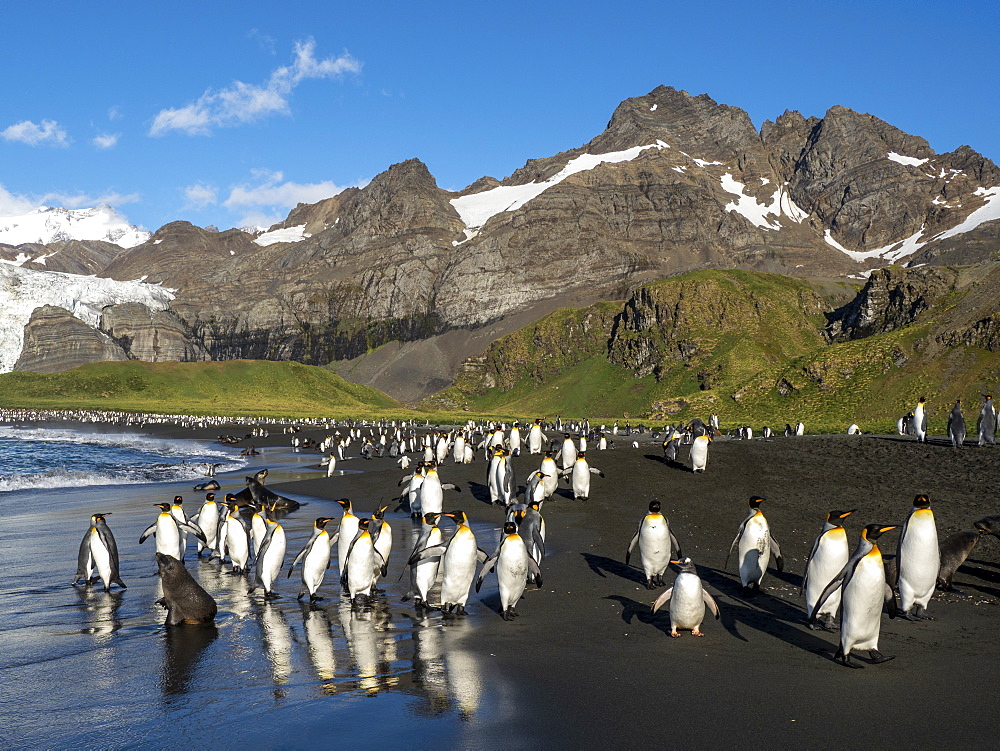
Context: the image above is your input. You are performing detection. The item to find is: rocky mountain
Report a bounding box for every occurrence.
[3,86,1000,401]
[0,205,149,249]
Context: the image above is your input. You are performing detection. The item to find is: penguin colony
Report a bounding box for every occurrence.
[68,405,1000,671]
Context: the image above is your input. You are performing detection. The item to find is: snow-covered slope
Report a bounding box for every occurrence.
[0,264,175,372]
[0,205,150,249]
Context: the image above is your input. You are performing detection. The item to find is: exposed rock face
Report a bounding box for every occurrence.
[100,303,210,363]
[608,272,828,379]
[13,305,128,372]
[0,239,125,275]
[826,266,958,342]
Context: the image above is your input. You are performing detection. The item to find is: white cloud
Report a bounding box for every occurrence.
[92,133,120,150]
[107,106,122,121]
[221,168,345,227]
[183,183,219,209]
[149,39,361,136]
[0,184,140,215]
[2,119,70,147]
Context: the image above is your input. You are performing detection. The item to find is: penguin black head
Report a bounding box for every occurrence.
[649,500,661,513]
[173,496,183,504]
[528,501,541,511]
[155,502,171,512]
[919,396,927,402]
[335,498,352,511]
[205,492,215,501]
[423,512,441,526]
[913,494,932,509]
[315,517,333,529]
[445,510,467,524]
[358,518,371,530]
[862,524,898,541]
[748,496,765,508]
[670,557,696,573]
[503,521,518,535]
[373,504,388,520]
[225,493,237,503]
[828,509,855,524]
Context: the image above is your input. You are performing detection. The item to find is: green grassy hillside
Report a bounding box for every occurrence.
[437,269,1000,434]
[0,360,402,418]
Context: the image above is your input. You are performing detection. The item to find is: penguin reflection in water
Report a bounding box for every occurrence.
[476,521,542,620]
[809,524,899,668]
[651,558,720,637]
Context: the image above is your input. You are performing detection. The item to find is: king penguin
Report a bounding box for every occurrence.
[948,399,966,448]
[651,557,719,637]
[802,509,855,630]
[894,494,940,620]
[726,496,783,596]
[250,514,286,599]
[476,521,542,620]
[913,397,928,443]
[287,517,334,602]
[978,395,996,445]
[810,524,899,668]
[690,435,711,473]
[626,500,682,589]
[74,513,126,592]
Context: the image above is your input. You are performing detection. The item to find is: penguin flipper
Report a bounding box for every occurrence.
[75,532,92,583]
[138,523,156,544]
[528,556,543,587]
[669,530,683,560]
[589,467,604,477]
[475,552,500,592]
[651,587,673,613]
[626,528,640,566]
[476,548,489,563]
[181,520,208,544]
[703,590,721,619]
[287,542,310,578]
[374,550,388,578]
[408,544,446,566]
[398,474,414,487]
[769,534,784,572]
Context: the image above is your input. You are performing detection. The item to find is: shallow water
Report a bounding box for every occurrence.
[0,444,515,750]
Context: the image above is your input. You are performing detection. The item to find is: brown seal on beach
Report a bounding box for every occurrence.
[155,553,217,625]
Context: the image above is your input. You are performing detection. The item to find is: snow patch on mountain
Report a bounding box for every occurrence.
[254,224,310,246]
[825,185,1000,263]
[0,205,150,248]
[450,141,671,242]
[719,174,809,229]
[0,264,175,372]
[887,152,929,167]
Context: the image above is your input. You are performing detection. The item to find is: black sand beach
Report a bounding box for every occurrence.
[5,422,1000,748]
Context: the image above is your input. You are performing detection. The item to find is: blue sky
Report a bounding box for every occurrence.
[1,1,997,232]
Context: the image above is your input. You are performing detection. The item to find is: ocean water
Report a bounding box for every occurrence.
[0,424,245,492]
[0,429,513,749]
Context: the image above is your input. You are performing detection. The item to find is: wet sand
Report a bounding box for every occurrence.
[177,425,1000,746]
[6,423,1000,748]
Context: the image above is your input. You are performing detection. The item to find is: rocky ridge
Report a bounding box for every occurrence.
[3,86,1000,399]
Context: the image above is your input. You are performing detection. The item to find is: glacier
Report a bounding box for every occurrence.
[0,205,150,249]
[0,263,175,373]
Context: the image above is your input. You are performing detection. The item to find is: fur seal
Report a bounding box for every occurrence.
[232,469,301,512]
[155,553,217,626]
[193,479,221,492]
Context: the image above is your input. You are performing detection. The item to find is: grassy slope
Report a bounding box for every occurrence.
[440,269,1000,433]
[0,360,402,418]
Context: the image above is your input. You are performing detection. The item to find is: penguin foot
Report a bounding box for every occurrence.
[644,580,656,590]
[692,629,705,637]
[372,587,386,595]
[455,605,467,615]
[868,650,895,664]
[670,630,681,638]
[942,584,964,594]
[264,591,281,601]
[808,621,822,631]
